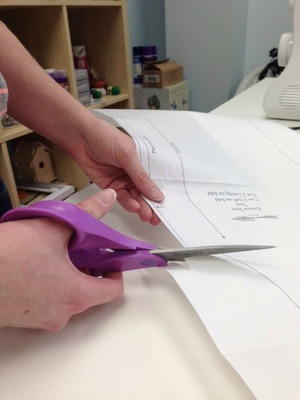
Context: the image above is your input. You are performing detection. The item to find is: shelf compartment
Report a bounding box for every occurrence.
[8,132,89,192]
[0,5,77,93]
[67,5,132,103]
[0,0,133,209]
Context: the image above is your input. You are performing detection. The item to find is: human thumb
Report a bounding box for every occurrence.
[76,189,117,219]
[73,188,123,306]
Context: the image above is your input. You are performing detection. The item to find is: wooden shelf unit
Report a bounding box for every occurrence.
[0,0,133,207]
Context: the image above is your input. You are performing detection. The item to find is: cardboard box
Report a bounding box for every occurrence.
[134,81,189,110]
[142,60,183,88]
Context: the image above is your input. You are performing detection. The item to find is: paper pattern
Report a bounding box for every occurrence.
[95,109,300,400]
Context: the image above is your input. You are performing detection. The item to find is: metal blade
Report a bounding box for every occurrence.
[151,245,275,261]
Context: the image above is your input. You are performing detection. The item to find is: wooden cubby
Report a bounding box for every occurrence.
[0,0,133,207]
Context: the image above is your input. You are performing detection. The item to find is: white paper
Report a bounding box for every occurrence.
[227,347,300,400]
[94,109,300,399]
[96,110,280,246]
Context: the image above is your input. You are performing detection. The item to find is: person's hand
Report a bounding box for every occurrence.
[69,119,164,225]
[0,24,163,224]
[0,189,123,331]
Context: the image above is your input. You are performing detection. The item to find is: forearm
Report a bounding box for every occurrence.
[0,25,163,221]
[0,23,102,151]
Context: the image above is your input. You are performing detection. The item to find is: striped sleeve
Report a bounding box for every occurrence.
[0,73,8,120]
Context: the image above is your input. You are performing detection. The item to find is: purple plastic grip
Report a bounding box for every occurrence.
[0,200,167,274]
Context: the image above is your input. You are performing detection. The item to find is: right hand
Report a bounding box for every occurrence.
[68,118,164,225]
[0,189,123,331]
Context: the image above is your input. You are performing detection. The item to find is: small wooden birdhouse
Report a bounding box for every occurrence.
[13,141,56,183]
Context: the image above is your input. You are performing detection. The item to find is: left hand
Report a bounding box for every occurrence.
[69,119,164,225]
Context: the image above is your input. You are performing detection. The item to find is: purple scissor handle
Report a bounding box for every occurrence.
[0,200,167,275]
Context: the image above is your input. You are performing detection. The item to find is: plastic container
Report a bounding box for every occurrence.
[141,46,157,68]
[132,46,143,84]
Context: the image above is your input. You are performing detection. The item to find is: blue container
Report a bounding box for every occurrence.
[141,46,157,68]
[132,46,143,84]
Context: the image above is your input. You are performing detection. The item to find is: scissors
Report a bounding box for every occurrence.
[0,200,274,276]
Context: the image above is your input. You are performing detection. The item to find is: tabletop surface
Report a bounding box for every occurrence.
[1,79,292,400]
[212,78,300,128]
[0,184,254,400]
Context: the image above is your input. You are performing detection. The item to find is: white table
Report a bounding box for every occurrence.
[0,79,291,400]
[212,78,299,128]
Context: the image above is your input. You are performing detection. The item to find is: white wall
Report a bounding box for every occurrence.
[127,0,166,60]
[244,0,291,75]
[165,0,249,112]
[229,0,249,96]
[127,0,148,46]
[165,0,292,112]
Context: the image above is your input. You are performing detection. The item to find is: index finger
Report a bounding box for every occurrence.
[120,153,164,203]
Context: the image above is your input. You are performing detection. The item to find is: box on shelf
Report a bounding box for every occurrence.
[134,81,189,111]
[75,69,91,106]
[142,60,183,88]
[72,45,89,70]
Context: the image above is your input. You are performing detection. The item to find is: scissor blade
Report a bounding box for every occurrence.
[151,245,275,261]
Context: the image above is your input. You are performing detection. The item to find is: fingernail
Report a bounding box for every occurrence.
[93,189,117,205]
[149,187,164,201]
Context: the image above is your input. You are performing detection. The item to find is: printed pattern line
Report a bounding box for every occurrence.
[226,255,300,310]
[117,117,188,246]
[135,112,226,239]
[247,120,300,169]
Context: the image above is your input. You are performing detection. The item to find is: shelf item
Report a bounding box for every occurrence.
[73,45,89,70]
[75,68,91,105]
[12,141,56,184]
[46,68,70,92]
